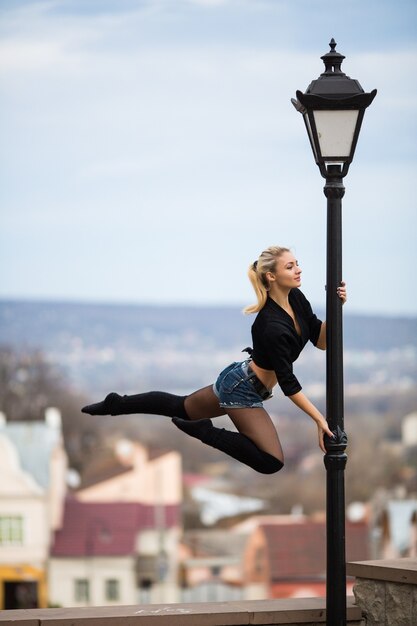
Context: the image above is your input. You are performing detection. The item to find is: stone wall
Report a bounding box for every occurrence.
[347,558,417,626]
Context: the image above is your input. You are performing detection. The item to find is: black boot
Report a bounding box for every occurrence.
[82,391,188,419]
[172,417,283,475]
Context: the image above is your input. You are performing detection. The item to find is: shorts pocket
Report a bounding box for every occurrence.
[220,366,245,394]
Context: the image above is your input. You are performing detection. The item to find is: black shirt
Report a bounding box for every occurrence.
[250,289,323,396]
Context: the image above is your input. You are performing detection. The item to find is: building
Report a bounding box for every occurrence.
[49,439,183,606]
[402,412,417,448]
[49,499,180,607]
[76,438,181,506]
[377,499,417,558]
[0,409,67,610]
[243,517,369,599]
[179,529,247,602]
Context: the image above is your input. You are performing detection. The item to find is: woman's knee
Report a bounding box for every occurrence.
[257,453,284,475]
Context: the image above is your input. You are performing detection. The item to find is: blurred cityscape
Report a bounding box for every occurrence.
[0,299,416,610]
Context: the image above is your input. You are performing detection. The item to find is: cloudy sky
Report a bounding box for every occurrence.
[1,0,416,315]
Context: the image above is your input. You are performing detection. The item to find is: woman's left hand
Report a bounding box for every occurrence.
[337,281,347,305]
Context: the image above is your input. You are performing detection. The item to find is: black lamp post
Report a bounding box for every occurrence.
[292,40,376,626]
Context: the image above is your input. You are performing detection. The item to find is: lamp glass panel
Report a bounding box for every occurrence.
[303,113,317,160]
[313,110,359,158]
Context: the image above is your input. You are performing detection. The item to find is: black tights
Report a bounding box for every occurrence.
[82,389,283,475]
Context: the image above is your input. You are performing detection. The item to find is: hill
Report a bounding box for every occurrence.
[0,299,416,397]
[1,299,416,351]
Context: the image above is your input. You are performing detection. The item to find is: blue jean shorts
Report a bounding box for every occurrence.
[213,360,272,409]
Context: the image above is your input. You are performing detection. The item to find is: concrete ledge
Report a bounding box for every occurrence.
[0,597,362,625]
[347,558,417,585]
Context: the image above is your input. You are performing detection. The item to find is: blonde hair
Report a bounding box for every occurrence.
[243,246,290,314]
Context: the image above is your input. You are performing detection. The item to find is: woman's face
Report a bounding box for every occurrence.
[270,251,302,290]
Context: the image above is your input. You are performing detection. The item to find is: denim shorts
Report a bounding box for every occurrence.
[213,360,272,409]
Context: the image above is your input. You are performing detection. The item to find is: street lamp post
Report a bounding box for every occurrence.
[292,40,376,626]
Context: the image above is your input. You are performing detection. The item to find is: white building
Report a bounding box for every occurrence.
[0,409,67,609]
[402,411,417,447]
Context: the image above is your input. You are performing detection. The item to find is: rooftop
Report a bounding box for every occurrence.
[260,521,369,580]
[51,498,180,557]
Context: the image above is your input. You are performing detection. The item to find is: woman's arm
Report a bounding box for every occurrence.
[288,390,334,452]
[315,281,347,351]
[316,321,327,350]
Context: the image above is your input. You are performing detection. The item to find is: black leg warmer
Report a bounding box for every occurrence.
[82,391,189,419]
[172,417,284,475]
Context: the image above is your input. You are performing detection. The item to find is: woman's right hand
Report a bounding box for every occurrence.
[317,418,334,453]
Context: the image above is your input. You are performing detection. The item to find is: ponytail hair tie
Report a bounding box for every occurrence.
[253,260,258,271]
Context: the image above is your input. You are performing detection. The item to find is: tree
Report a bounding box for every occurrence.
[0,346,99,473]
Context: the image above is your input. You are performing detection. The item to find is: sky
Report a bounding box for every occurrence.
[0,0,416,316]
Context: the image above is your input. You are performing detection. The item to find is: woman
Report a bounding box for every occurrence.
[82,246,346,474]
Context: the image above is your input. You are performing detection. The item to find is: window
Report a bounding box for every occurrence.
[0,516,24,546]
[105,579,120,601]
[74,579,89,603]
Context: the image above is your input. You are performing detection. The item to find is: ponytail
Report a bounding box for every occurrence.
[243,246,290,315]
[243,264,268,314]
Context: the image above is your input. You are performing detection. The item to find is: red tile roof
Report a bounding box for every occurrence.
[51,498,180,557]
[261,521,369,581]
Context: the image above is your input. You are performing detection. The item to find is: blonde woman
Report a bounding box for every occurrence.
[83,246,346,474]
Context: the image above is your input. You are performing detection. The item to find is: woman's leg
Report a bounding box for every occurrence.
[173,402,284,474]
[81,385,225,420]
[227,407,284,462]
[185,387,283,460]
[83,382,283,474]
[82,390,189,418]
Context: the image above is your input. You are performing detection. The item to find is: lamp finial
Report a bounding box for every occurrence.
[321,39,346,76]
